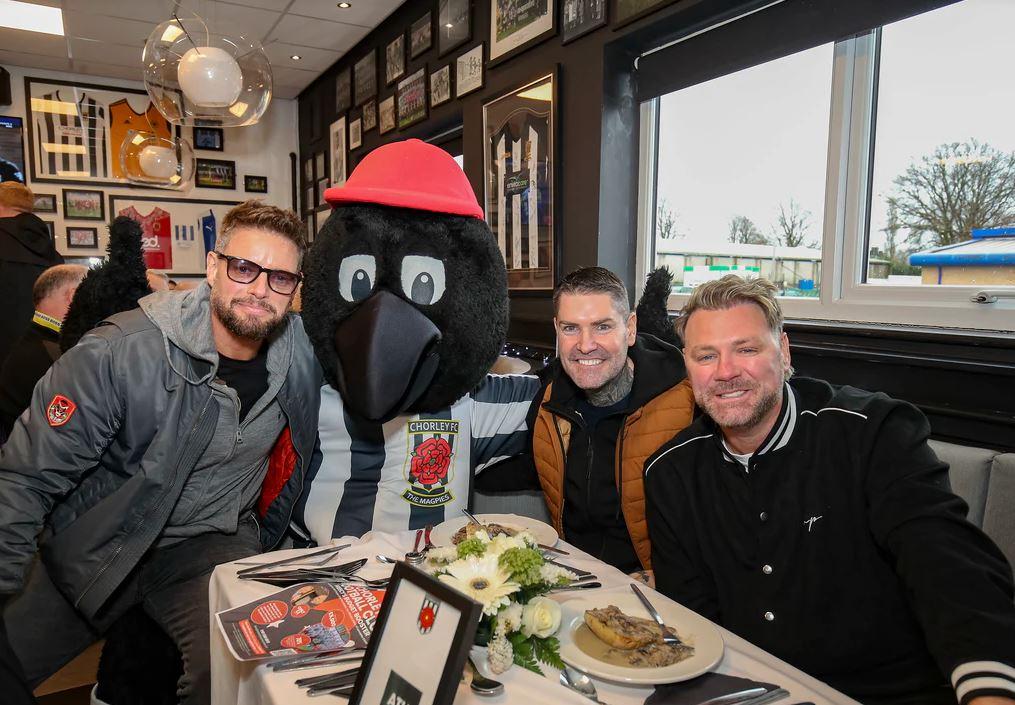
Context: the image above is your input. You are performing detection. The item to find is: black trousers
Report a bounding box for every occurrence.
[1,517,261,705]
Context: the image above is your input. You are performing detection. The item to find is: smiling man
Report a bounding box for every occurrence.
[645,275,1015,705]
[0,201,319,705]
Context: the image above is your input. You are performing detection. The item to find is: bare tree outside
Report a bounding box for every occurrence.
[656,197,681,239]
[891,139,1015,248]
[728,214,770,244]
[874,199,919,275]
[773,199,817,248]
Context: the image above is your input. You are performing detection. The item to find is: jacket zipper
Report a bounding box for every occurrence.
[550,414,568,532]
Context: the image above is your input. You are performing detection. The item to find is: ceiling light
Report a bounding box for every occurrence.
[290,54,302,60]
[337,2,352,8]
[0,0,64,36]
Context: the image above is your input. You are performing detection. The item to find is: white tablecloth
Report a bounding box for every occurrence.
[210,530,861,705]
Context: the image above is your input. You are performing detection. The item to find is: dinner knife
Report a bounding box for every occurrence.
[235,544,351,574]
[694,687,767,705]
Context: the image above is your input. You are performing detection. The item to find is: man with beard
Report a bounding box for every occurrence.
[0,201,319,705]
[645,275,1015,705]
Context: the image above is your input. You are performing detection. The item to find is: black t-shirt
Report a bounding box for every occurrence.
[217,348,268,423]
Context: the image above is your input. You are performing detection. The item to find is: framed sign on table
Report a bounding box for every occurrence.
[24,76,179,186]
[329,117,347,187]
[483,69,558,292]
[109,194,240,274]
[489,0,556,64]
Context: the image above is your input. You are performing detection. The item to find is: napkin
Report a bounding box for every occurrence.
[645,672,779,705]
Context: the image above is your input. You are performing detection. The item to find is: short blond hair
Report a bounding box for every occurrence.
[675,275,784,344]
[217,200,307,264]
[0,181,34,213]
[33,264,88,306]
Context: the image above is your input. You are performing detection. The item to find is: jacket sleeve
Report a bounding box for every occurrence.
[470,373,542,474]
[644,446,720,621]
[865,401,1015,705]
[0,331,124,595]
[472,374,543,491]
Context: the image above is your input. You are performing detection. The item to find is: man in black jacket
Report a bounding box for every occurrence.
[0,181,63,368]
[645,275,1015,705]
[0,264,87,439]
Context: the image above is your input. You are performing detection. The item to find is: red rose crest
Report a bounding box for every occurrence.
[410,437,452,487]
[46,394,77,427]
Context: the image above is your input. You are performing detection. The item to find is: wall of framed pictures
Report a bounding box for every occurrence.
[4,65,298,261]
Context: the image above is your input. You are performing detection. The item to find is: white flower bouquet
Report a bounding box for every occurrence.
[426,529,576,674]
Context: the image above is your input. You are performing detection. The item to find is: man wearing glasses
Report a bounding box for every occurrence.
[0,201,319,705]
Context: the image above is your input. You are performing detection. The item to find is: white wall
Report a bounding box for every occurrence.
[1,63,298,274]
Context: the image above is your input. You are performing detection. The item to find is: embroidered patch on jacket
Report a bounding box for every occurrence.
[47,394,77,427]
[401,419,458,508]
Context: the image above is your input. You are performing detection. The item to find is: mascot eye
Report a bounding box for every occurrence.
[400,256,446,306]
[338,255,376,302]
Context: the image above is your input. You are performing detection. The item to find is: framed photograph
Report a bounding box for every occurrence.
[483,69,558,291]
[349,118,362,150]
[562,0,607,43]
[355,50,377,105]
[455,44,484,98]
[614,0,677,27]
[304,185,315,213]
[316,177,330,204]
[244,175,268,193]
[303,157,314,183]
[305,212,314,243]
[490,0,556,63]
[0,115,26,183]
[33,192,57,213]
[335,67,352,114]
[315,152,326,180]
[410,12,433,58]
[315,206,330,238]
[110,194,241,273]
[385,33,406,86]
[66,226,98,249]
[329,117,347,187]
[62,188,105,220]
[195,158,236,189]
[43,221,55,242]
[379,96,396,135]
[347,563,482,705]
[193,126,224,151]
[396,68,428,131]
[430,65,452,107]
[438,0,472,57]
[362,99,377,132]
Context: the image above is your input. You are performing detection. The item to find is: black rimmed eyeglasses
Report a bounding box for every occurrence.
[213,251,303,295]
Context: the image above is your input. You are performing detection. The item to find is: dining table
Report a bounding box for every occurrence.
[209,528,862,705]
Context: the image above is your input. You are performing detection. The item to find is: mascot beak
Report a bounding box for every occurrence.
[333,290,442,422]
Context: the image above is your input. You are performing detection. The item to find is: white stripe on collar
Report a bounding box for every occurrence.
[757,382,796,456]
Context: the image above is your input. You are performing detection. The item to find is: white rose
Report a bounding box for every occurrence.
[520,596,561,638]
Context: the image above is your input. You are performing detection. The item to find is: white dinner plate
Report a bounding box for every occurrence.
[429,513,558,547]
[557,593,724,685]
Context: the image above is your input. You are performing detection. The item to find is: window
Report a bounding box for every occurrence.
[641,0,1015,332]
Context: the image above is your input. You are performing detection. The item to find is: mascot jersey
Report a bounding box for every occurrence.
[293,372,539,542]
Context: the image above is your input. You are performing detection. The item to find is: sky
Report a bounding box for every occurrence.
[655,0,1015,255]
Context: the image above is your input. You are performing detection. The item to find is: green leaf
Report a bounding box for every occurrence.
[532,636,565,670]
[508,633,543,675]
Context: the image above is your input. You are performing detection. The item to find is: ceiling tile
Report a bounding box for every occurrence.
[62,10,156,47]
[68,61,146,83]
[264,41,340,72]
[69,38,143,67]
[0,28,69,57]
[218,0,294,11]
[286,0,399,26]
[274,86,300,99]
[268,13,365,51]
[0,49,72,72]
[198,2,282,41]
[272,65,319,86]
[64,0,176,24]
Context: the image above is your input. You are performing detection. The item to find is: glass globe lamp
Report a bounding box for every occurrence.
[143,16,272,127]
[119,131,195,189]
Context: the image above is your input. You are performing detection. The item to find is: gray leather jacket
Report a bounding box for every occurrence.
[0,302,319,619]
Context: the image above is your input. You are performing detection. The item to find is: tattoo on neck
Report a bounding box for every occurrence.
[587,362,633,407]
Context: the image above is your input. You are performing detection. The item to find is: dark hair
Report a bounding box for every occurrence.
[552,266,630,317]
[218,200,307,265]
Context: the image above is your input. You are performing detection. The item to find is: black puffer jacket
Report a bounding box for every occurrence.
[0,212,63,366]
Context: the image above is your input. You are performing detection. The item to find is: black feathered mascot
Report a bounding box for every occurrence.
[289,138,541,542]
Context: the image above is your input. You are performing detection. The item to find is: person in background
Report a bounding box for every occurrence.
[0,264,87,440]
[146,270,171,291]
[645,275,1015,705]
[0,181,63,368]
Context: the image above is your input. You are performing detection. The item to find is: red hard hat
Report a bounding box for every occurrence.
[323,139,484,220]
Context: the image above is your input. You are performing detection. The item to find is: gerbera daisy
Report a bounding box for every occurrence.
[439,555,520,615]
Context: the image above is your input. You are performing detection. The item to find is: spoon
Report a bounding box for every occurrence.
[560,666,608,705]
[375,554,398,565]
[468,657,504,697]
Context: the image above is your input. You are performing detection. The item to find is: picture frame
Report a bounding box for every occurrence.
[410,11,433,59]
[354,49,378,105]
[305,212,314,243]
[66,226,98,249]
[613,0,677,28]
[483,69,558,292]
[304,185,315,213]
[335,67,352,114]
[316,177,330,204]
[315,152,326,180]
[32,192,57,213]
[396,67,428,131]
[438,0,472,57]
[315,206,330,238]
[385,33,406,86]
[329,117,347,187]
[430,65,452,108]
[561,0,608,44]
[349,118,362,149]
[195,158,236,189]
[0,115,26,183]
[244,175,268,193]
[489,0,556,64]
[455,44,485,98]
[43,221,55,242]
[347,563,482,705]
[303,157,314,183]
[379,96,396,135]
[62,188,105,220]
[193,126,224,151]
[362,99,377,132]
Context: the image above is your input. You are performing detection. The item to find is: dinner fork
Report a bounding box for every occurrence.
[630,583,684,646]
